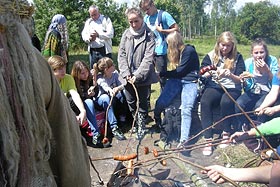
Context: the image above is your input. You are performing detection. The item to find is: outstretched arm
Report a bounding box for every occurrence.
[201,165,271,184]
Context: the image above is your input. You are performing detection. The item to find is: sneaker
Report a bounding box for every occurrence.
[177,141,190,157]
[92,133,101,145]
[112,127,126,140]
[202,138,213,156]
[130,126,137,133]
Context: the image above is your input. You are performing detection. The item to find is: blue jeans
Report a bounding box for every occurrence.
[84,99,100,136]
[97,94,117,129]
[180,81,198,142]
[154,78,182,120]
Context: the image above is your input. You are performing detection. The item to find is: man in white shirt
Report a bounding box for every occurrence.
[82,5,114,69]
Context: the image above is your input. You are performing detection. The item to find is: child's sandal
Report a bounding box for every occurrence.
[218,132,230,149]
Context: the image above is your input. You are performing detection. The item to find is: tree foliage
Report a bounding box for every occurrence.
[32,0,280,51]
[33,0,128,51]
[233,1,280,44]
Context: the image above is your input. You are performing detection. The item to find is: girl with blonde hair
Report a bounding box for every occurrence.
[93,57,126,141]
[200,31,245,156]
[154,31,200,151]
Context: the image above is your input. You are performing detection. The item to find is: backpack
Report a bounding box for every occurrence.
[157,10,164,26]
[157,10,166,40]
[160,93,181,142]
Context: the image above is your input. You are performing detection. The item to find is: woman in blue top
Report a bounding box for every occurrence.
[235,38,278,128]
[154,31,200,148]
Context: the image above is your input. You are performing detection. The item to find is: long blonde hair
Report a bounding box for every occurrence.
[213,31,238,70]
[166,31,185,67]
[93,57,114,75]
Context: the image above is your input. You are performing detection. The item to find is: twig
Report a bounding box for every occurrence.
[88,155,104,185]
[184,111,255,146]
[214,75,280,160]
[123,81,140,156]
[103,94,114,141]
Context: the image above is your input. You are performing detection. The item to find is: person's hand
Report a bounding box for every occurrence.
[209,70,219,79]
[76,110,86,126]
[108,89,115,97]
[218,68,231,78]
[261,107,276,116]
[87,86,95,96]
[90,69,96,77]
[126,75,136,84]
[112,87,119,95]
[255,59,269,73]
[255,107,265,115]
[89,30,98,41]
[230,131,247,142]
[201,165,227,184]
[240,71,254,79]
[89,33,97,41]
[156,24,163,33]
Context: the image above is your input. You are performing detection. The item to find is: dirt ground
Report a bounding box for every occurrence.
[86,119,241,187]
[86,104,269,187]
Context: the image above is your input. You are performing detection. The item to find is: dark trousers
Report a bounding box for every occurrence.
[154,54,167,90]
[147,54,167,110]
[89,46,111,69]
[124,83,149,114]
[200,87,241,139]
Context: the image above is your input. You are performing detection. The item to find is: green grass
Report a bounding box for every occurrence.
[187,38,280,61]
[68,41,279,108]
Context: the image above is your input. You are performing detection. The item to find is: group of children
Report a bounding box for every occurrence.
[47,55,127,146]
[46,31,280,158]
[40,8,280,161]
[198,32,280,156]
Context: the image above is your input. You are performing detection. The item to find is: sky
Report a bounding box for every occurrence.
[234,0,280,10]
[27,0,280,10]
[112,0,280,10]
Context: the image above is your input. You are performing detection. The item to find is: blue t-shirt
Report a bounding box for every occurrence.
[272,72,280,86]
[144,10,176,55]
